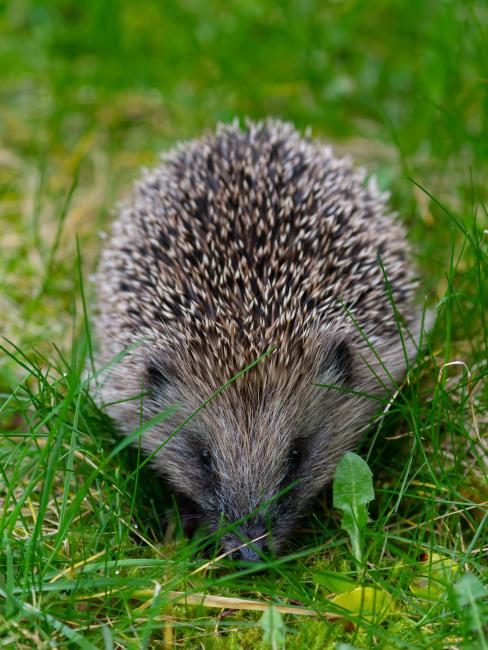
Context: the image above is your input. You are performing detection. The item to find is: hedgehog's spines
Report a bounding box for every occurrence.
[96,119,419,554]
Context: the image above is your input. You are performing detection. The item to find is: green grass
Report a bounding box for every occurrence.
[1,0,487,648]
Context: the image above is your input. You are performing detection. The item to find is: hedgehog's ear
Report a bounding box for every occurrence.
[145,359,171,392]
[317,339,353,385]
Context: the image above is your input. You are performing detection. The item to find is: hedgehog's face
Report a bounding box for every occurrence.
[138,334,385,562]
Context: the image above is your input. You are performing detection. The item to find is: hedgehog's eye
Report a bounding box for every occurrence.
[199,448,212,472]
[289,447,301,472]
[287,439,307,474]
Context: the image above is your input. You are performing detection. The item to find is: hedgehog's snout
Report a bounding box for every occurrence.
[231,543,268,563]
[221,517,270,563]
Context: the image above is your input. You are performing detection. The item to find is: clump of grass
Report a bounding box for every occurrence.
[1,0,487,647]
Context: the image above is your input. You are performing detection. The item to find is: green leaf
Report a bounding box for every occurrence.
[101,625,114,650]
[410,553,459,599]
[260,605,285,650]
[454,573,487,636]
[331,587,394,625]
[333,452,375,564]
[312,570,357,594]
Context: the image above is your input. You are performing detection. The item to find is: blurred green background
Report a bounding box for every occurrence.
[3,1,487,156]
[1,0,487,360]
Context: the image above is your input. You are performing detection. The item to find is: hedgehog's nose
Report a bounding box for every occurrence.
[222,515,270,563]
[231,542,269,563]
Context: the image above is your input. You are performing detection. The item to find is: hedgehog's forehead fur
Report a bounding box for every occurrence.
[96,119,418,552]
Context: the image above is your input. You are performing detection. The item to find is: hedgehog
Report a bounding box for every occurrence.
[96,119,420,562]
